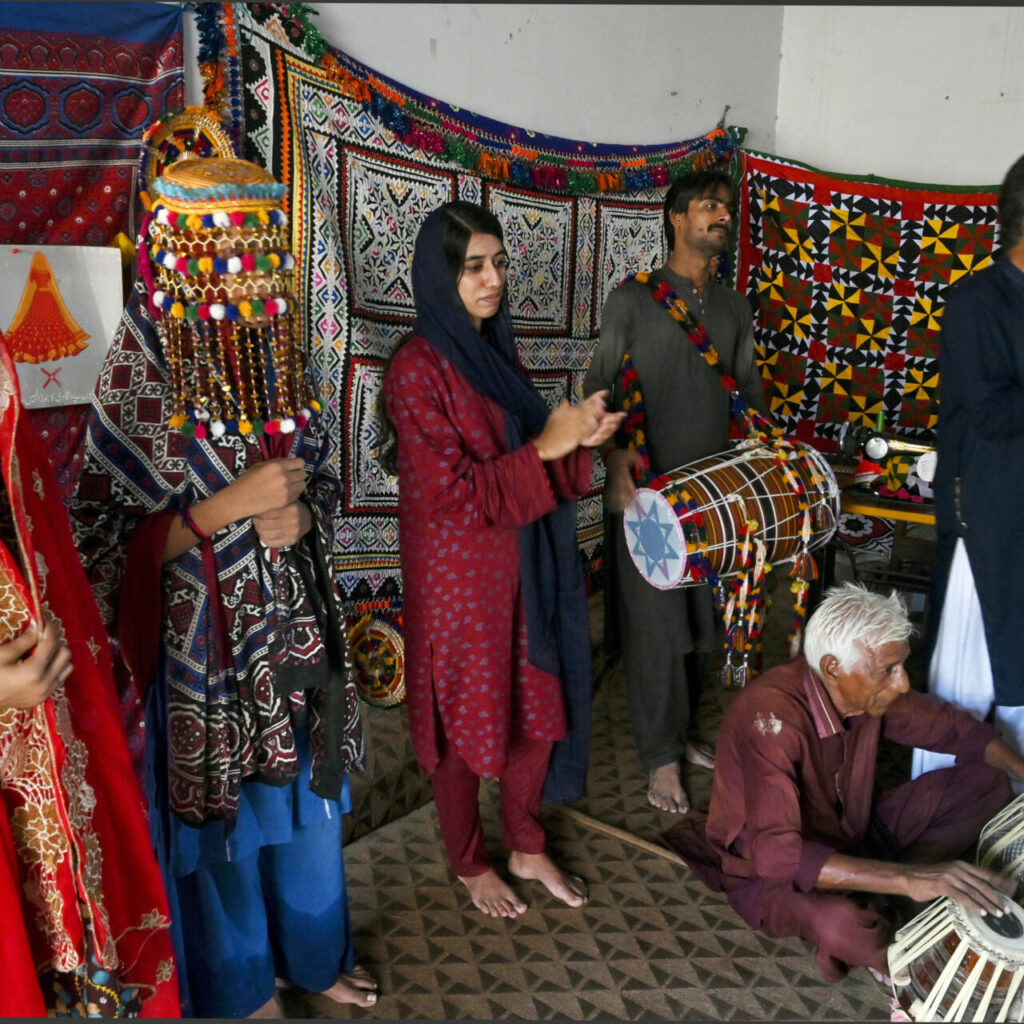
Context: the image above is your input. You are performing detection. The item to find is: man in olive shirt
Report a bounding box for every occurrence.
[583,169,768,814]
[663,583,1022,984]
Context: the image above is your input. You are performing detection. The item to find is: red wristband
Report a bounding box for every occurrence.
[180,505,211,542]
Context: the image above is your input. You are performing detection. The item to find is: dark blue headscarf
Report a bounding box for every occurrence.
[410,205,592,803]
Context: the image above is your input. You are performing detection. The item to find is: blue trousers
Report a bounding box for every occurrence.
[173,810,353,1018]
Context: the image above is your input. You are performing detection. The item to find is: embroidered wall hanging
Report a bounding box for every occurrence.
[0,1,184,499]
[225,3,738,615]
[0,1,184,247]
[735,151,1001,454]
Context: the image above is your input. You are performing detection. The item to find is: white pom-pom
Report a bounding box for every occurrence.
[209,303,226,320]
[227,256,243,274]
[153,289,166,307]
[162,252,177,269]
[213,211,232,228]
[210,419,226,439]
[279,417,296,434]
[156,207,170,225]
[195,408,210,422]
[282,253,295,269]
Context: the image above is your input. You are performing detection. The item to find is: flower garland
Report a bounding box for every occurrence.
[616,352,653,485]
[203,2,745,197]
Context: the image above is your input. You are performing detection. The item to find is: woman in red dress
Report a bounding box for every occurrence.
[0,333,178,1017]
[382,202,623,917]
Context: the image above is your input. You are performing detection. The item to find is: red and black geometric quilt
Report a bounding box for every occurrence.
[736,151,1001,452]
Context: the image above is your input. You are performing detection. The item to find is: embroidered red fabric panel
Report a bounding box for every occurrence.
[0,2,184,246]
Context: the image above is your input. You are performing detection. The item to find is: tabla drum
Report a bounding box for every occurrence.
[887,897,1024,1022]
[621,439,840,589]
[978,794,1024,898]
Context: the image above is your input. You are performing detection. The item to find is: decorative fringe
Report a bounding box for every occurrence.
[235,3,740,196]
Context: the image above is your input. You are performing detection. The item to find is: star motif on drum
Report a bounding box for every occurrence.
[624,492,683,587]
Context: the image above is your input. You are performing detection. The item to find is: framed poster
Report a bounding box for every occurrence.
[0,244,123,408]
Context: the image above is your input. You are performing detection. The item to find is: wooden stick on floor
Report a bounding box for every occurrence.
[551,805,688,866]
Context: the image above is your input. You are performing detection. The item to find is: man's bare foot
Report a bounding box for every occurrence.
[248,992,285,1018]
[458,868,528,918]
[507,850,589,907]
[647,762,690,814]
[321,966,379,1008]
[684,740,716,771]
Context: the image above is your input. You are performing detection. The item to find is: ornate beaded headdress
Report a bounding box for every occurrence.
[138,154,317,440]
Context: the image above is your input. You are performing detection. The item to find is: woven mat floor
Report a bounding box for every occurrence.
[286,792,889,1022]
[280,562,931,1021]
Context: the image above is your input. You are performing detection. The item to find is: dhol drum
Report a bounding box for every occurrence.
[621,438,840,589]
[888,897,1024,1022]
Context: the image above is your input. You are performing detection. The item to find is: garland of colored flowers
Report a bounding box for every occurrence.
[619,271,834,679]
[213,2,744,196]
[616,352,653,485]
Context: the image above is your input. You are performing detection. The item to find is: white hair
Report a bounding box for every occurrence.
[802,582,914,675]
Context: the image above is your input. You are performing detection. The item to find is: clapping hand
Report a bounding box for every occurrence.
[533,390,625,462]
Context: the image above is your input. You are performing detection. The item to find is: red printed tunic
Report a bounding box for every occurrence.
[383,336,593,778]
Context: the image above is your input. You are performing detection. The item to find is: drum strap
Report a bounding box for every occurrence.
[628,270,782,441]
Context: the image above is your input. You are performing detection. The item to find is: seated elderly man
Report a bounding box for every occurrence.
[663,582,1024,986]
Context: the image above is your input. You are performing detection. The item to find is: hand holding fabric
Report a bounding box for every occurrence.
[0,619,73,711]
[253,500,313,549]
[222,457,308,521]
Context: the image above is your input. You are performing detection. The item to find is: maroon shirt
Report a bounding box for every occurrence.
[705,656,999,895]
[383,336,593,779]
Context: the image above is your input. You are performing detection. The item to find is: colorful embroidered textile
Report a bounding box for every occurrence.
[70,291,364,829]
[226,4,735,614]
[735,152,1001,453]
[0,336,178,1017]
[0,1,183,246]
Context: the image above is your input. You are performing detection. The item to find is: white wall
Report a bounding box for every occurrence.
[775,6,1024,185]
[182,4,1023,187]
[184,4,783,153]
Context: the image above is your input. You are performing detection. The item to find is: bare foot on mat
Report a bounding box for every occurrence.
[508,851,589,908]
[321,966,379,1008]
[647,762,690,814]
[458,868,528,918]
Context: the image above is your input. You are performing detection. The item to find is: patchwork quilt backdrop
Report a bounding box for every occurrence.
[736,151,1002,456]
[226,4,737,625]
